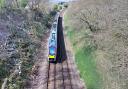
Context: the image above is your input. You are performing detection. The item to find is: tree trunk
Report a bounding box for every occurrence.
[1,78,7,89]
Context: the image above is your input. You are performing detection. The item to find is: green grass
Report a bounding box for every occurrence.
[67,29,74,41]
[75,46,102,89]
[66,28,102,89]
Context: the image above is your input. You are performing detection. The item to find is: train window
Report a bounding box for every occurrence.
[50,40,56,46]
[52,33,56,40]
[53,24,56,28]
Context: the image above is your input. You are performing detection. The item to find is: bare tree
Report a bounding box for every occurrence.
[66,0,128,89]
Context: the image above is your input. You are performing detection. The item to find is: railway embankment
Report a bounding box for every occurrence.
[64,0,128,89]
[0,1,55,88]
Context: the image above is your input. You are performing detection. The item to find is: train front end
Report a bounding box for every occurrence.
[48,32,57,62]
[49,45,57,62]
[48,29,57,62]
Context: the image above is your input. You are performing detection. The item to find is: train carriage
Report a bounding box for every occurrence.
[48,13,59,62]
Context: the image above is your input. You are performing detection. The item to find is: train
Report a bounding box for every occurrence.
[48,12,60,62]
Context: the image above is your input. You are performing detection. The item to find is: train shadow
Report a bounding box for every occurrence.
[56,17,67,63]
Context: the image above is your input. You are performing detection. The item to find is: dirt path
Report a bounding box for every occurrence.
[26,32,49,89]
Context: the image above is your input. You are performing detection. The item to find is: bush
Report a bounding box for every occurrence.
[21,0,28,8]
[0,2,55,87]
[0,0,4,8]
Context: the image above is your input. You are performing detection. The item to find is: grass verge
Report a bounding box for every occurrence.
[75,47,101,89]
[64,14,102,89]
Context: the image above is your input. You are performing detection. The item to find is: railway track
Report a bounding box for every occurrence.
[46,13,85,89]
[47,59,73,89]
[47,63,56,89]
[47,13,74,89]
[62,59,73,89]
[26,11,85,89]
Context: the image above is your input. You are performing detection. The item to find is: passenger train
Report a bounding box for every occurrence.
[48,12,59,62]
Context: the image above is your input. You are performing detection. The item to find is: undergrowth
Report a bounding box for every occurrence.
[0,6,55,88]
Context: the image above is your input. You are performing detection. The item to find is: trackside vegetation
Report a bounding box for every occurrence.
[76,48,101,89]
[0,0,56,88]
[0,0,4,8]
[65,24,102,89]
[64,0,128,89]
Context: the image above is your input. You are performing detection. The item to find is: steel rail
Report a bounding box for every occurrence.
[47,63,56,89]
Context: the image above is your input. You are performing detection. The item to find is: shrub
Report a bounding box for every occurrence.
[21,0,28,8]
